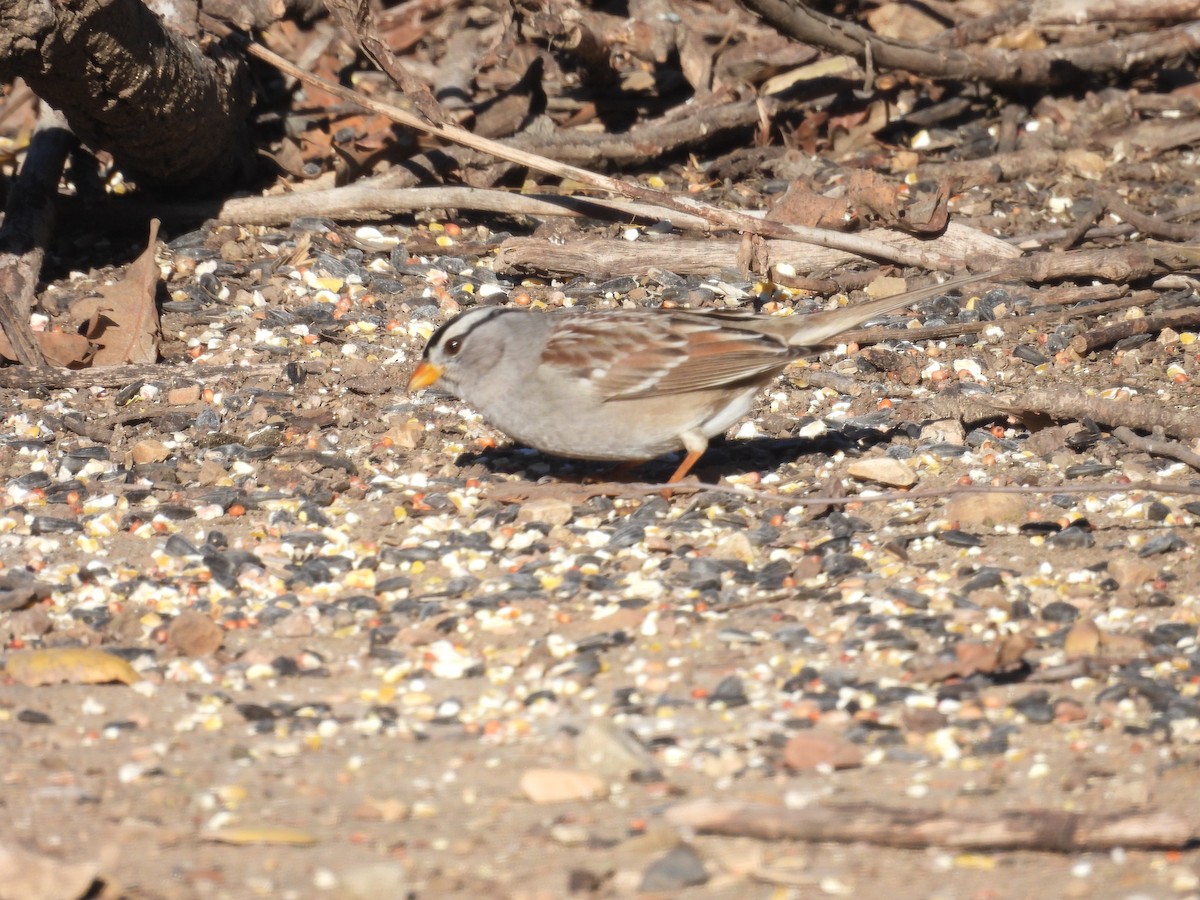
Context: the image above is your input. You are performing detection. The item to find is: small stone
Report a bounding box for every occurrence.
[352,797,410,822]
[1041,601,1079,623]
[576,719,659,780]
[272,611,314,638]
[712,531,755,564]
[1064,618,1101,659]
[864,276,908,299]
[550,823,590,845]
[639,844,708,892]
[846,457,915,487]
[130,439,170,465]
[783,731,864,770]
[382,419,423,450]
[944,492,1028,527]
[1054,699,1087,723]
[919,419,965,445]
[903,707,948,734]
[167,384,202,404]
[708,675,748,708]
[1107,557,1156,590]
[3,605,52,641]
[568,870,607,893]
[1098,631,1144,657]
[519,768,608,803]
[516,497,575,527]
[167,610,224,657]
[197,459,228,485]
[1011,690,1054,724]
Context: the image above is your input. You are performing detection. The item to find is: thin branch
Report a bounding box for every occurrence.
[199,14,975,272]
[740,0,1200,88]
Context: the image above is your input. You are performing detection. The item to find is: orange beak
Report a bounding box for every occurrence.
[407,361,443,392]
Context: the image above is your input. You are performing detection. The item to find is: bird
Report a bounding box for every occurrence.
[408,271,993,482]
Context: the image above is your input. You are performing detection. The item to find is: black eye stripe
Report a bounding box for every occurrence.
[426,306,512,355]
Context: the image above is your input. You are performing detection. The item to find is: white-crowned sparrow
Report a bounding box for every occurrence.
[409,272,993,481]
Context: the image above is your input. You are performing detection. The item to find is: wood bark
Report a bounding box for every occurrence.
[0,0,254,192]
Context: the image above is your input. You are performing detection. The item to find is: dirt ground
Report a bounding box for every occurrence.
[1,207,1199,898]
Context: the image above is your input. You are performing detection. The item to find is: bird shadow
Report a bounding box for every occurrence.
[453,424,909,485]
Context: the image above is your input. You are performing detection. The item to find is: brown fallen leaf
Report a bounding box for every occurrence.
[68,218,161,366]
[909,634,1032,684]
[5,647,140,686]
[0,329,95,366]
[846,169,950,234]
[765,182,851,230]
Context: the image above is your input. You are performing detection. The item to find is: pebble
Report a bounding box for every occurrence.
[1108,557,1156,589]
[783,732,864,770]
[519,768,609,803]
[944,491,1028,527]
[639,844,708,892]
[166,610,224,657]
[846,457,916,487]
[576,719,660,780]
[919,419,966,444]
[516,497,575,526]
[271,611,315,638]
[130,439,170,465]
[1064,618,1101,658]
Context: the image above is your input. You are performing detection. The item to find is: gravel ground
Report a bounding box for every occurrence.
[2,217,1199,899]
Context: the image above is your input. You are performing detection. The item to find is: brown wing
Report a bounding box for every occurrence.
[540,309,794,401]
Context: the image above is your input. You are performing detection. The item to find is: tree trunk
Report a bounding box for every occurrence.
[0,0,255,193]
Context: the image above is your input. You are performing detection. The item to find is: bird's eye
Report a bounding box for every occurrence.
[444,338,463,357]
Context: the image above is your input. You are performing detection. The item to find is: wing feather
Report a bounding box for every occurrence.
[540,309,794,401]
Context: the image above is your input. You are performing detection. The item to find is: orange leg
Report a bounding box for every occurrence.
[667,448,704,483]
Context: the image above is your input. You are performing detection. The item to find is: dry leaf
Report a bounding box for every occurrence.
[844,170,950,234]
[5,647,140,686]
[70,219,161,366]
[866,2,946,42]
[0,330,94,366]
[766,182,851,229]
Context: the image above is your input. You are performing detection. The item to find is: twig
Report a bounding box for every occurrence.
[1069,304,1200,354]
[741,0,1200,87]
[1113,426,1200,471]
[1100,190,1200,242]
[666,798,1197,851]
[492,225,1018,278]
[981,385,1200,441]
[970,243,1159,282]
[202,184,717,230]
[322,0,450,125]
[483,477,1200,507]
[1056,197,1103,250]
[198,15,976,272]
[0,362,281,390]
